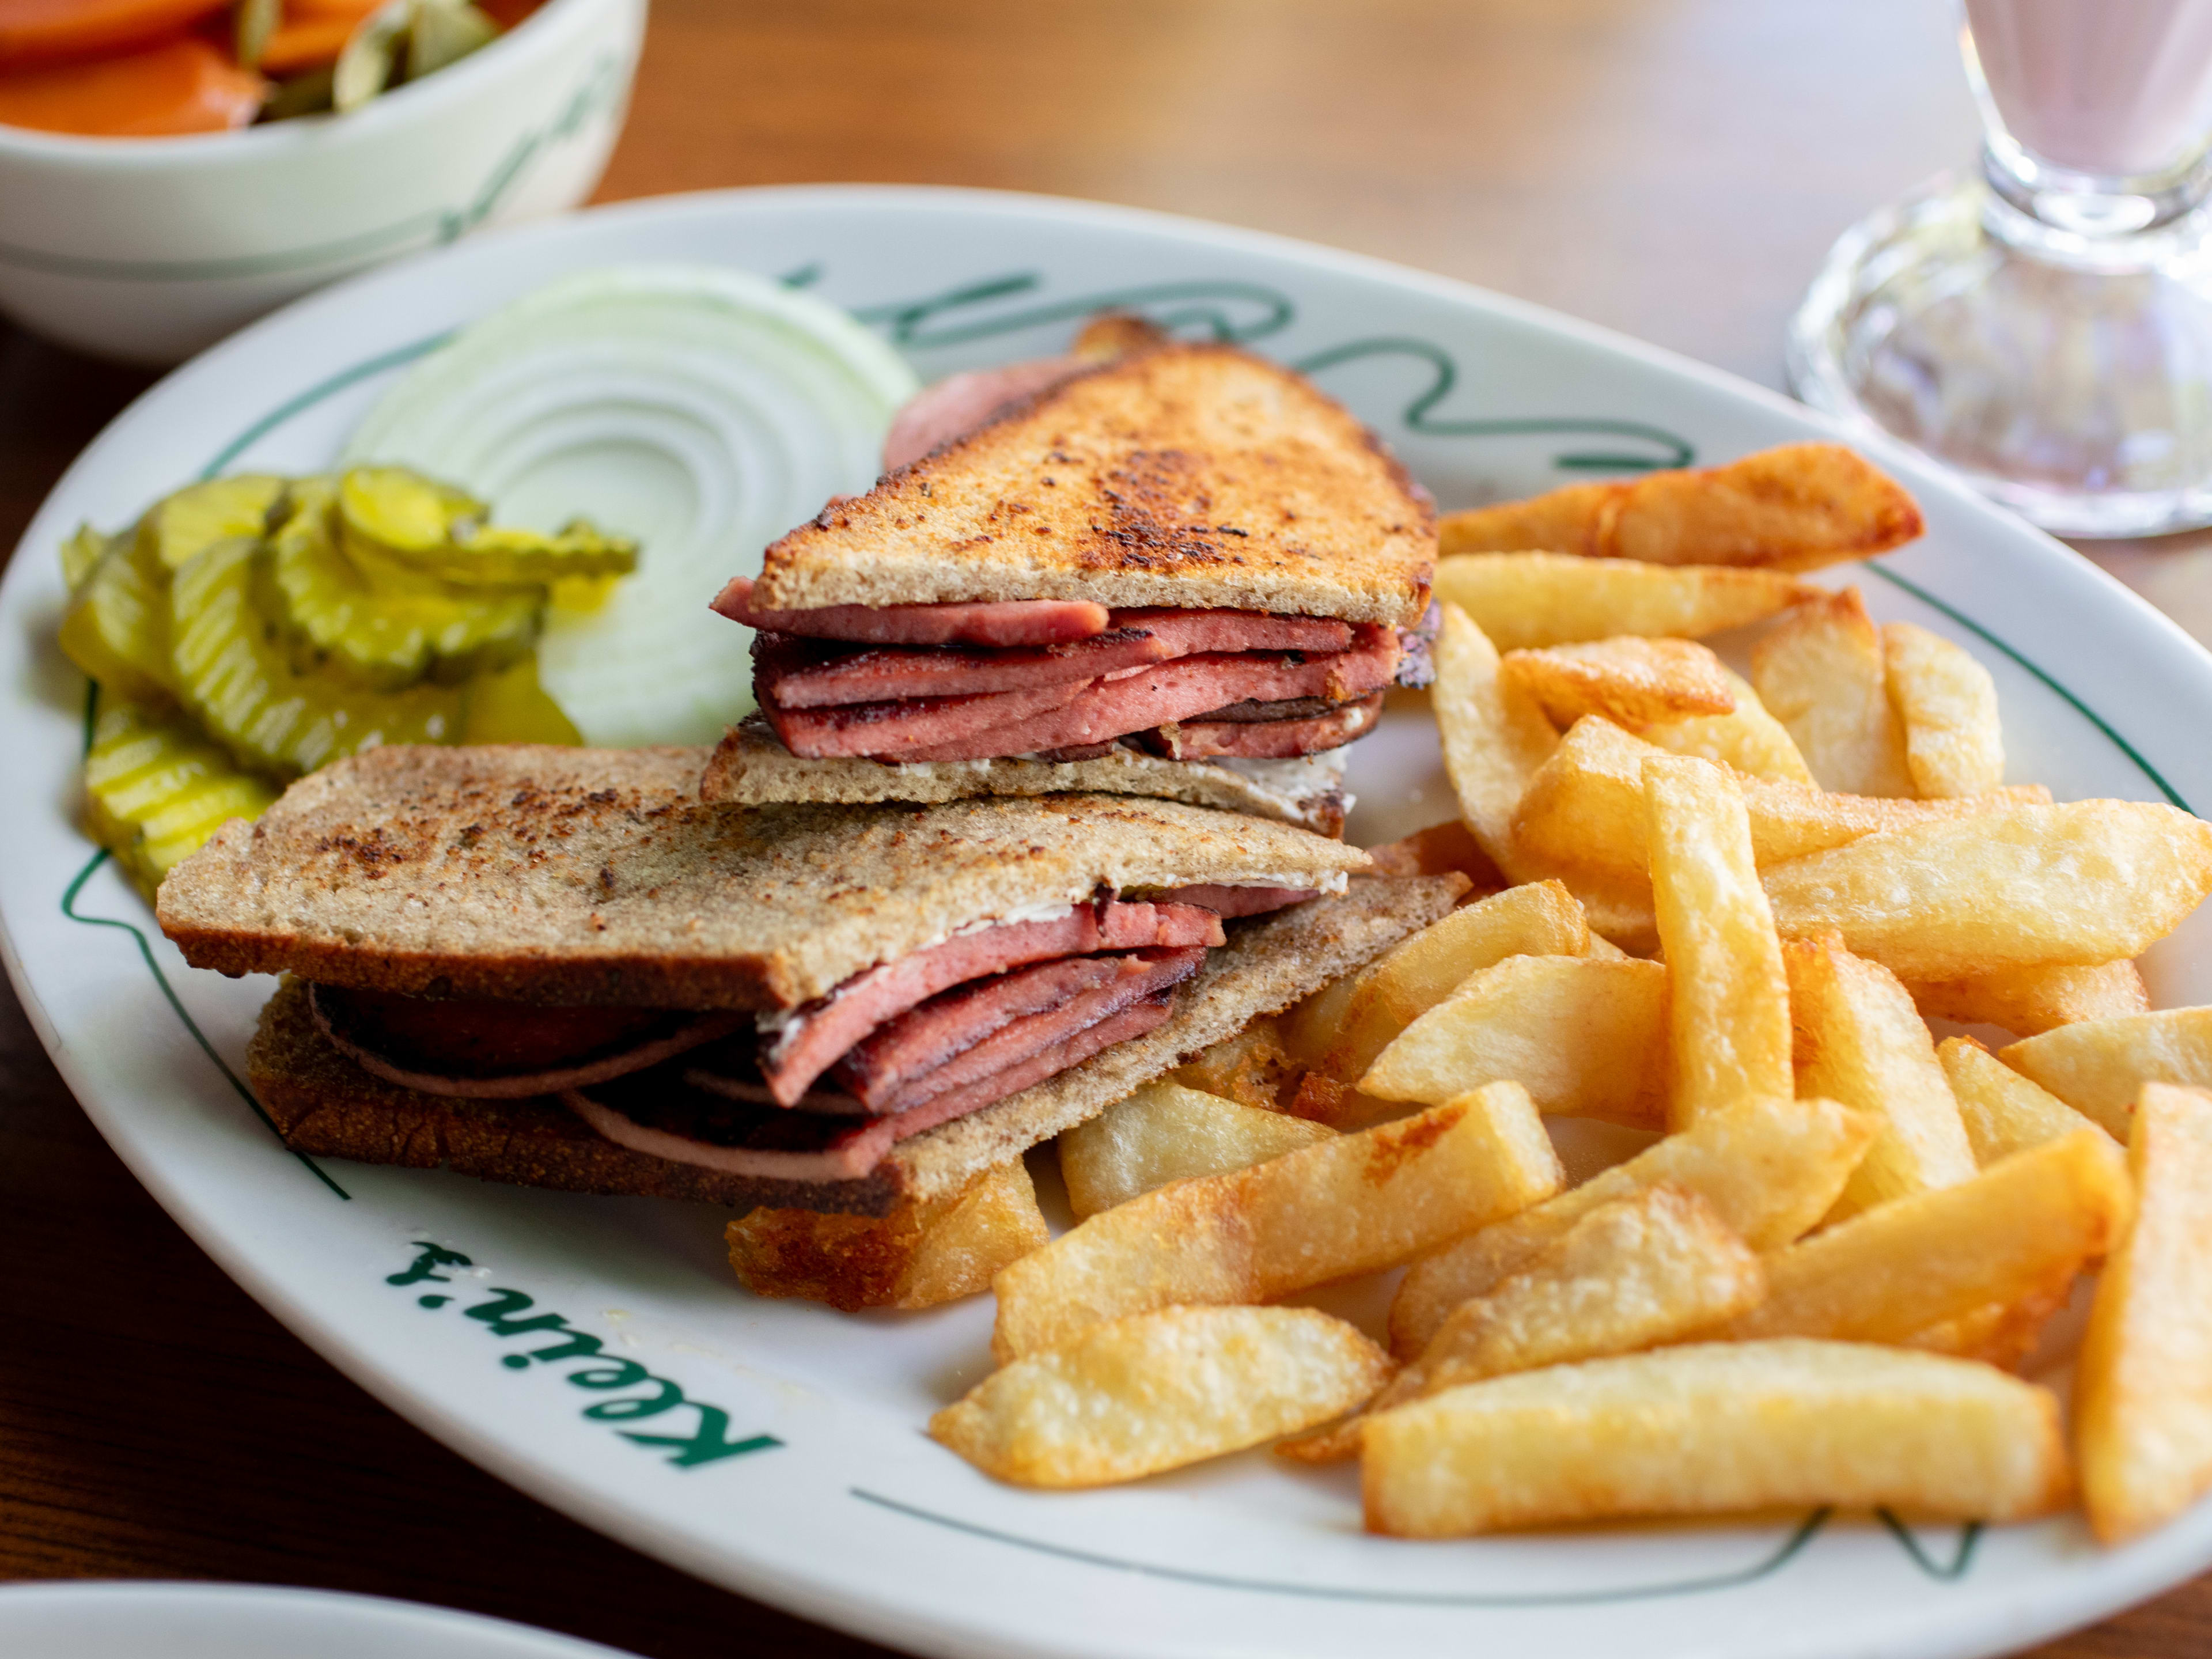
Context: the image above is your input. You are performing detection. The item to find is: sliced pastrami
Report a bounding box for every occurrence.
[881,358,1082,471]
[760,900,1223,1106]
[308,984,745,1100]
[892,627,1402,763]
[1149,885,1319,918]
[755,627,1172,710]
[712,575,1110,648]
[1162,693,1385,760]
[1107,609,1353,656]
[762,677,1090,760]
[568,994,1174,1183]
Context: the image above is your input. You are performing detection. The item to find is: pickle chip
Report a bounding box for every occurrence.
[446,520,642,586]
[270,483,540,689]
[82,696,279,899]
[139,475,288,573]
[336,465,486,562]
[59,533,179,703]
[171,536,464,778]
[461,653,584,746]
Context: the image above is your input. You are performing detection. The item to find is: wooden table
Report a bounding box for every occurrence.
[1,2,2202,1654]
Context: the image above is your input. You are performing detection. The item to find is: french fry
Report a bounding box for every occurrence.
[1751,588,1915,797]
[1784,935,1975,1217]
[1431,552,1818,650]
[1717,1129,2130,1344]
[1512,715,2048,882]
[1359,954,1668,1128]
[1361,1339,2069,1537]
[1499,637,1736,729]
[1646,755,1794,1127]
[1907,1268,2080,1374]
[1938,1036,2115,1165]
[993,1084,1562,1361]
[2002,1007,2212,1140]
[1639,666,1814,784]
[1388,1093,1876,1357]
[1762,801,2212,980]
[2075,1082,2212,1543]
[1286,1185,1763,1463]
[1883,621,2004,799]
[1364,817,1505,895]
[726,1158,1048,1312]
[1281,880,1589,1085]
[1167,1014,1297,1111]
[1431,602,1556,880]
[1907,959,2148,1037]
[931,1305,1392,1488]
[1435,442,1926,571]
[1059,1082,1334,1218]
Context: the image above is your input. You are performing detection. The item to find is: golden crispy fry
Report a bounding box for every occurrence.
[1435,443,1925,571]
[1286,1185,1763,1464]
[993,1084,1562,1361]
[1499,637,1736,730]
[1431,603,1556,880]
[1939,1036,2115,1165]
[1512,715,2048,882]
[1431,552,1818,650]
[1639,666,1814,785]
[1783,935,1975,1217]
[1762,801,2212,980]
[931,1305,1392,1488]
[1059,1082,1334,1218]
[1751,588,1915,797]
[1388,1094,1876,1358]
[1718,1130,2128,1344]
[1364,818,1504,895]
[1907,960,2148,1037]
[1281,880,1589,1086]
[1883,620,2004,799]
[2002,1007,2212,1140]
[1361,1339,2067,1538]
[1167,1014,1297,1111]
[1906,1267,2080,1374]
[2076,1082,2212,1542]
[1646,755,1793,1127]
[1359,954,1668,1128]
[726,1158,1047,1312]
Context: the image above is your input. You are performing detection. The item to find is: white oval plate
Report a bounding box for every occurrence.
[5,186,2211,1659]
[0,1581,639,1659]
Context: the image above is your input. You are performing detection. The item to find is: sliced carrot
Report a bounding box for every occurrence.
[0,33,263,133]
[0,0,230,66]
[256,10,355,72]
[283,0,378,15]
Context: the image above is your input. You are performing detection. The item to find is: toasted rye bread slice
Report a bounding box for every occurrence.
[700,715,1351,836]
[752,340,1435,625]
[156,745,1370,1010]
[248,876,1464,1214]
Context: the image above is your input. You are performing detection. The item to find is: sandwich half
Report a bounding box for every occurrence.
[157,744,1459,1214]
[702,317,1438,835]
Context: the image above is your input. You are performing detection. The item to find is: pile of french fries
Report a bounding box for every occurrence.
[738,444,2212,1550]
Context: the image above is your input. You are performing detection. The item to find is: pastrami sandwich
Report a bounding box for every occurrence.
[156,743,1460,1214]
[702,315,1438,836]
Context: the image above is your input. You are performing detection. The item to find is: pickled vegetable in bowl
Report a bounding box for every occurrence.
[57,465,631,895]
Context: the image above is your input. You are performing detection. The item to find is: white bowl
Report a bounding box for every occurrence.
[0,0,646,365]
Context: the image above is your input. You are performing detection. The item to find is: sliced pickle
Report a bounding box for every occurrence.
[443,519,641,586]
[60,522,117,593]
[82,697,279,899]
[268,484,540,688]
[138,475,287,573]
[461,653,582,745]
[171,536,463,778]
[336,465,485,562]
[58,533,179,703]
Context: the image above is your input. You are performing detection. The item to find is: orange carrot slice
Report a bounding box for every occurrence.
[0,33,263,134]
[0,0,230,66]
[257,10,357,73]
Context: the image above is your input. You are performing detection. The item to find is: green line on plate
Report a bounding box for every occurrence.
[848,1488,1830,1605]
[1863,564,2191,812]
[1876,1512,1982,1581]
[198,331,454,480]
[60,847,349,1200]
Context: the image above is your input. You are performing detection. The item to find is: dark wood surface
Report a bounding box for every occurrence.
[1,3,2204,1654]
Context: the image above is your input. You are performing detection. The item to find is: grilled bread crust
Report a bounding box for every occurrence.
[752,342,1435,625]
[246,875,1465,1215]
[156,745,1369,1010]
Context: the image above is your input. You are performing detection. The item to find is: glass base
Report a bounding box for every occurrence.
[1787,172,2212,539]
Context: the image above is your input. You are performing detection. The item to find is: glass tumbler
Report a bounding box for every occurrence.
[1789,1,2212,537]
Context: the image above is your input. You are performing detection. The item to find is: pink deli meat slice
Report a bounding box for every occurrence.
[762,677,1091,760]
[1109,609,1353,656]
[711,576,1109,648]
[1149,885,1318,918]
[759,900,1224,1105]
[755,628,1173,710]
[566,994,1175,1183]
[881,358,1082,471]
[893,627,1402,763]
[1163,692,1386,760]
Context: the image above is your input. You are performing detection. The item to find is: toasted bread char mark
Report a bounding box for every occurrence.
[156,746,1369,1009]
[753,342,1435,626]
[246,876,1463,1214]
